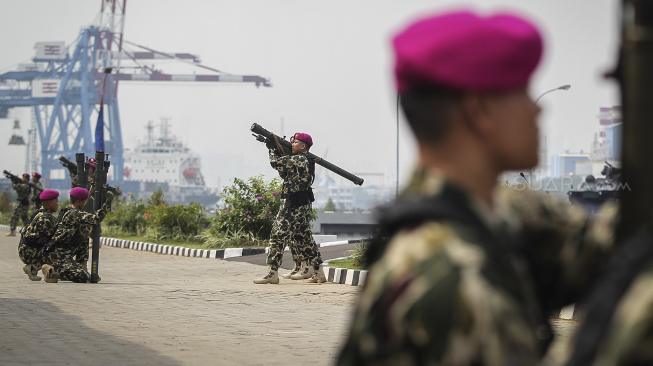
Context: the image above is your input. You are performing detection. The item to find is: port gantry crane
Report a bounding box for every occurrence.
[0,0,270,186]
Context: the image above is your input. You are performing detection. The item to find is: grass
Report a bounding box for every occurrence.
[328,257,365,270]
[101,233,207,249]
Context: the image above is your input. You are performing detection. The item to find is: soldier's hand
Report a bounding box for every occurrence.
[265,138,276,150]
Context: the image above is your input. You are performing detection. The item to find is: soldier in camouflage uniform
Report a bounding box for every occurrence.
[7,173,31,237]
[254,132,326,284]
[337,11,618,365]
[18,189,59,281]
[30,172,43,216]
[41,186,112,283]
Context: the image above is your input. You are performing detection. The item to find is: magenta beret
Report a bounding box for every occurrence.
[292,132,313,146]
[39,189,59,201]
[393,10,543,92]
[69,187,90,200]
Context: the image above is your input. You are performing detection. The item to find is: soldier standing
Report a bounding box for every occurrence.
[18,189,59,281]
[30,172,43,214]
[41,187,112,283]
[338,10,617,365]
[254,132,326,284]
[7,173,31,237]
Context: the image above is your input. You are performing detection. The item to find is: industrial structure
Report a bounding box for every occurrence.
[0,0,270,187]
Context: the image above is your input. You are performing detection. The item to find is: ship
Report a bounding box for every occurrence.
[123,119,218,206]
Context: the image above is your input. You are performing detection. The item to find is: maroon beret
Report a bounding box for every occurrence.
[292,132,313,147]
[69,187,90,200]
[393,10,543,92]
[39,189,59,201]
[32,172,41,179]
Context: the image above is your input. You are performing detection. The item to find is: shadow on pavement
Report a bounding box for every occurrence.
[0,298,181,366]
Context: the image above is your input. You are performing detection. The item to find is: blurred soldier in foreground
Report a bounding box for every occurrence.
[30,172,43,214]
[338,10,617,365]
[254,132,326,284]
[41,187,113,283]
[7,173,31,236]
[18,189,59,281]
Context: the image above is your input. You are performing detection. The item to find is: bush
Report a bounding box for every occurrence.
[148,203,209,241]
[0,191,11,214]
[208,176,282,241]
[103,198,148,236]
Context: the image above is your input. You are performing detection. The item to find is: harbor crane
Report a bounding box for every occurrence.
[0,0,271,185]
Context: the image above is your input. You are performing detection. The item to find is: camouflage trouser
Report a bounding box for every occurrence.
[73,238,90,265]
[10,204,29,231]
[18,242,44,274]
[266,202,322,271]
[44,247,90,283]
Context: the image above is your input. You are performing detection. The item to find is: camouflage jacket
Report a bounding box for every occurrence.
[269,149,313,195]
[338,168,617,366]
[52,205,108,247]
[20,208,57,247]
[31,181,43,204]
[13,182,31,205]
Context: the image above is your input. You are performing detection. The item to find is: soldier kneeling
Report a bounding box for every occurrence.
[18,189,59,281]
[41,187,112,283]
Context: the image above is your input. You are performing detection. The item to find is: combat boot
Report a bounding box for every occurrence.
[290,263,314,280]
[253,270,279,284]
[41,264,59,283]
[306,268,327,284]
[22,265,41,281]
[281,262,302,279]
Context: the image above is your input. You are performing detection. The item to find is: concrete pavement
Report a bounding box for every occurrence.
[0,235,359,366]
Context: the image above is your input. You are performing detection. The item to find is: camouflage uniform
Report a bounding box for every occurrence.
[266,148,322,271]
[45,204,108,283]
[18,208,57,275]
[10,182,31,232]
[338,168,617,366]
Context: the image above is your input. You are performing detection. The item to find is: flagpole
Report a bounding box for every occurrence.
[90,67,113,283]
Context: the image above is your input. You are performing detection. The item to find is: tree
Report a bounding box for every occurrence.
[324,197,336,212]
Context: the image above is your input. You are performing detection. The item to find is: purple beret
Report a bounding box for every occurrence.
[39,189,59,201]
[69,187,90,200]
[292,132,313,147]
[393,10,543,92]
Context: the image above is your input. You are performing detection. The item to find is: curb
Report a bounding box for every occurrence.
[99,237,266,259]
[322,266,367,287]
[322,256,367,287]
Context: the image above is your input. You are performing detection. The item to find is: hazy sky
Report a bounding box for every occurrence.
[0,0,619,189]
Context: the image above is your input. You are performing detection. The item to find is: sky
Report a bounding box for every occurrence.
[0,0,619,189]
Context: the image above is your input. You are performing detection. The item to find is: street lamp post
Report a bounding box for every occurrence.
[531,84,571,182]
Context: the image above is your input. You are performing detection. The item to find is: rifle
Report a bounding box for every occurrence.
[3,170,43,193]
[58,156,78,175]
[251,123,364,186]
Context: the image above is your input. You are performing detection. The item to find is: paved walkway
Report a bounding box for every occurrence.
[0,235,359,365]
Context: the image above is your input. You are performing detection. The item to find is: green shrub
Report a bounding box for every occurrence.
[209,176,282,240]
[148,203,209,241]
[103,198,148,236]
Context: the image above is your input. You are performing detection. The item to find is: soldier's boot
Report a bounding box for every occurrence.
[22,264,41,281]
[306,267,327,284]
[253,270,279,284]
[281,262,302,279]
[290,263,314,280]
[41,264,59,283]
[6,230,16,237]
